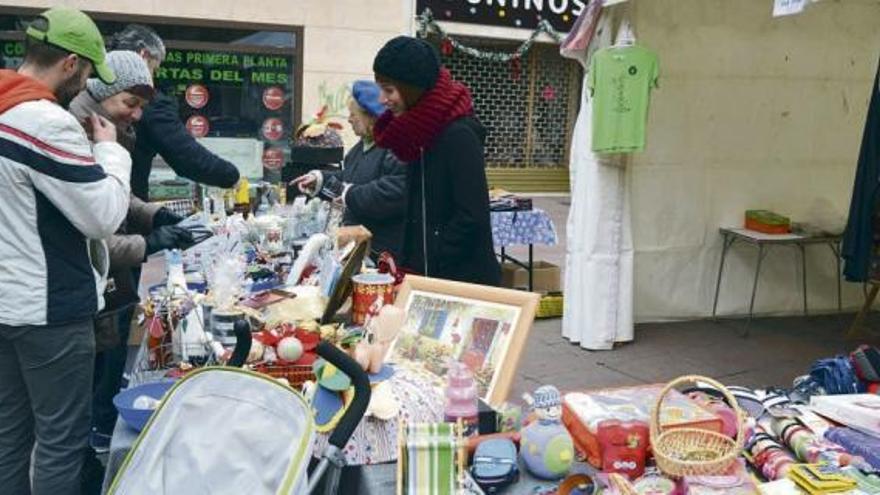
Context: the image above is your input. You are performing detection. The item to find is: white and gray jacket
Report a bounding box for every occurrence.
[0,99,131,327]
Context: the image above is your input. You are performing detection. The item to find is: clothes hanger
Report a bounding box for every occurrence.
[610,10,636,48]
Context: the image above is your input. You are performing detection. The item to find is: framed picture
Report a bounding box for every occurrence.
[389,276,540,406]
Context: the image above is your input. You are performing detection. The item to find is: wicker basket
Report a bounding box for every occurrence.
[650,375,744,478]
[253,363,315,390]
[537,293,564,319]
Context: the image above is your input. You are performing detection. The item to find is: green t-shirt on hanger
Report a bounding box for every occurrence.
[588,45,659,154]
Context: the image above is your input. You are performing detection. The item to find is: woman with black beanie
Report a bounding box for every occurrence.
[372,35,501,286]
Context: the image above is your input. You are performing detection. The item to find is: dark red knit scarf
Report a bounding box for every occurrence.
[374,68,474,163]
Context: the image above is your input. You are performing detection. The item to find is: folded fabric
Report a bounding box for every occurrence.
[825,427,880,470]
[809,356,865,395]
[405,423,458,495]
[851,345,880,382]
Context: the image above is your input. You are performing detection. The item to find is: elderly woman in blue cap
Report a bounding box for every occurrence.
[295,80,407,258]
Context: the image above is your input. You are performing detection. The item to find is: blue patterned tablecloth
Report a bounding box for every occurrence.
[491,208,558,248]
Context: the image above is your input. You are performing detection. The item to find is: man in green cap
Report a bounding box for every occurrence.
[0,7,132,495]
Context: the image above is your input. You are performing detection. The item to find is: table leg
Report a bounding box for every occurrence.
[799,243,808,316]
[847,283,880,340]
[830,241,842,313]
[748,244,766,325]
[713,236,736,319]
[528,244,534,292]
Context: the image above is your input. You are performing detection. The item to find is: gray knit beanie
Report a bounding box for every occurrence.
[86,50,154,101]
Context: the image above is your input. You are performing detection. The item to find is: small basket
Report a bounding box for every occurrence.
[537,293,564,319]
[650,375,744,478]
[253,362,315,390]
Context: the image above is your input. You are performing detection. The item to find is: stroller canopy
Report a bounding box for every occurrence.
[109,368,315,495]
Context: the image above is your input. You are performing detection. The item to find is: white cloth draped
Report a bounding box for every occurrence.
[562,13,635,350]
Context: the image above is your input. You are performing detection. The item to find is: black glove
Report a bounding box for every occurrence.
[317,175,345,202]
[153,207,183,228]
[144,226,195,256]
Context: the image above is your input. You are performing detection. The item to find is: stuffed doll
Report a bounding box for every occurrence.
[355,303,405,373]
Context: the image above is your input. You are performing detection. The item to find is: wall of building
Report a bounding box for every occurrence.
[629,0,880,319]
[6,0,412,140]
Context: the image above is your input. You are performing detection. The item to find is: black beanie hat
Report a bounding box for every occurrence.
[373,36,441,90]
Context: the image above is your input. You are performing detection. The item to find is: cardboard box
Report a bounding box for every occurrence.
[500,261,560,293]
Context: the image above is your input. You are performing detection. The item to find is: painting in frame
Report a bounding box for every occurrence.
[389,275,540,407]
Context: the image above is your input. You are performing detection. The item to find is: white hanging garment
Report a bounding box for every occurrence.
[562,12,635,351]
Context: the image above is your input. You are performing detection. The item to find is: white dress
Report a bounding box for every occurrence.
[562,14,635,350]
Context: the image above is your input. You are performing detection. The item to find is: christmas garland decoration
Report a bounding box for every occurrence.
[416,8,563,64]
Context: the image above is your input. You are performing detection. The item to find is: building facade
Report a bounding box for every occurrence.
[0,0,577,192]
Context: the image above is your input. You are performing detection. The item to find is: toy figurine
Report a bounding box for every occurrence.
[520,385,575,480]
[286,233,331,285]
[353,303,405,373]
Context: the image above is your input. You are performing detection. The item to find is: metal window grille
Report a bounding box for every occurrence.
[431,36,582,169]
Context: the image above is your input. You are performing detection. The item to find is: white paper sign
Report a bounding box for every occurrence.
[196,137,264,180]
[773,0,807,17]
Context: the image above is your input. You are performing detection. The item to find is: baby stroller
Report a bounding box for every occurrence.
[106,339,371,494]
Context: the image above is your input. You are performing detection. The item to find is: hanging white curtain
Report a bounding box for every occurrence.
[562,13,635,351]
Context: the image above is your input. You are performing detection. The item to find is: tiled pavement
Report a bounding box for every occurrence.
[511,311,873,401]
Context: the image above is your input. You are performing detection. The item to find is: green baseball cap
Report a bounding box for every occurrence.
[25,7,115,84]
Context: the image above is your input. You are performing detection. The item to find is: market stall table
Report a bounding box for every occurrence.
[712,228,842,332]
[491,208,558,292]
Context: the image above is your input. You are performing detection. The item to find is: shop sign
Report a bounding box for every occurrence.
[155,47,295,181]
[185,84,210,109]
[262,148,285,170]
[261,118,284,141]
[186,115,210,138]
[416,0,587,32]
[263,86,286,111]
[0,40,24,70]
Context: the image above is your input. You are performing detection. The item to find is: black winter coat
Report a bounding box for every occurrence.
[326,141,407,258]
[131,92,240,200]
[401,116,501,286]
[843,58,880,282]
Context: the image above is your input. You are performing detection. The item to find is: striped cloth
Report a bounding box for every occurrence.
[158,198,198,218]
[404,423,457,495]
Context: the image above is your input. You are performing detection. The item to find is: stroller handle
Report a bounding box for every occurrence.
[315,341,372,449]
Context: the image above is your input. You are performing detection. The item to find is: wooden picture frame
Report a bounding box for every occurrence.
[390,276,539,407]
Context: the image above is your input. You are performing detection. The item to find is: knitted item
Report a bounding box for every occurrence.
[373,68,473,163]
[373,36,440,90]
[86,50,153,101]
[352,80,385,118]
[532,385,562,410]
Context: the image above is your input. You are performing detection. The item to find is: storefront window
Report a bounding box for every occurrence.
[0,12,301,198]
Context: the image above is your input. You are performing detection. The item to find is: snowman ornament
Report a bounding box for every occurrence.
[520,385,575,480]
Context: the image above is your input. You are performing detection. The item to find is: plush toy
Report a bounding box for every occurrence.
[355,303,405,374]
[520,385,574,480]
[286,233,331,285]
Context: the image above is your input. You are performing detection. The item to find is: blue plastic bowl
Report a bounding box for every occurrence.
[113,380,176,432]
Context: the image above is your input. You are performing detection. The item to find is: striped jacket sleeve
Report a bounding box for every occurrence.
[21,105,131,239]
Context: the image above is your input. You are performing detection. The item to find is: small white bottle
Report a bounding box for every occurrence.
[166,249,187,296]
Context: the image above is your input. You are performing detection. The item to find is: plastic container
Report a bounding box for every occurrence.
[445,362,479,436]
[113,380,176,432]
[596,419,649,479]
